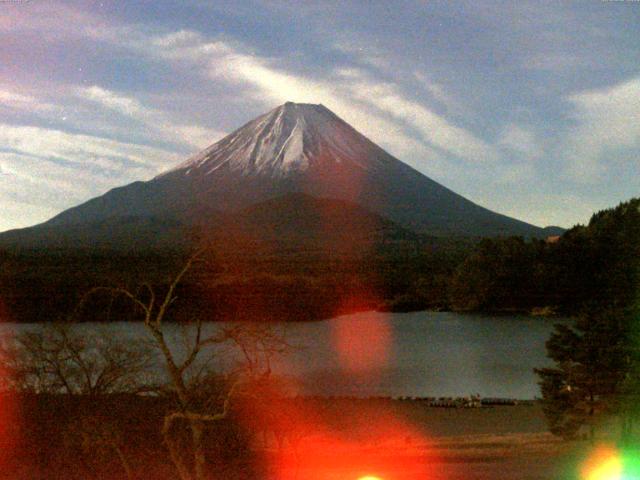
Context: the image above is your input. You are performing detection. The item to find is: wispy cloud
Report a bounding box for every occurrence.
[0,88,58,113]
[494,162,536,186]
[0,10,516,175]
[0,148,149,231]
[108,28,447,171]
[77,85,224,148]
[563,76,640,183]
[338,69,497,162]
[0,123,178,171]
[332,40,391,71]
[85,24,494,170]
[413,72,471,120]
[498,124,543,160]
[0,122,181,229]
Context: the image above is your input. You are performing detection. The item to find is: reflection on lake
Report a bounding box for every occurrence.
[1,311,567,399]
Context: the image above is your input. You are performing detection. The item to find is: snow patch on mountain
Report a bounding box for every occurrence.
[159,102,392,179]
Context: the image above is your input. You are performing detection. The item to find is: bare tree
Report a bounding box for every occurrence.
[81,250,294,480]
[63,413,135,480]
[0,322,154,479]
[222,323,293,378]
[0,323,152,395]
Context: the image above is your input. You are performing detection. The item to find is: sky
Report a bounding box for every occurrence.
[0,0,639,232]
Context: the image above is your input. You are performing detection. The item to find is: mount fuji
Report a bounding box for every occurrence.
[0,102,559,249]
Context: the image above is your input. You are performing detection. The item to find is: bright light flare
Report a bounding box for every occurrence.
[585,457,622,480]
[235,387,444,479]
[580,445,640,480]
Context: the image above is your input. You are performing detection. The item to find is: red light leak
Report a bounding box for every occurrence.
[272,436,436,480]
[0,389,17,470]
[235,378,455,480]
[332,310,392,373]
[0,296,19,472]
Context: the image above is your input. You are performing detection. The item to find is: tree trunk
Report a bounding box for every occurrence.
[191,421,206,480]
[113,444,134,480]
[589,393,595,444]
[162,416,193,480]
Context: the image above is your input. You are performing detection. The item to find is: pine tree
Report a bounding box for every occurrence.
[536,310,633,440]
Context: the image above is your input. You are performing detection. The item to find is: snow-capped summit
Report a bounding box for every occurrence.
[162,102,391,179]
[3,102,553,240]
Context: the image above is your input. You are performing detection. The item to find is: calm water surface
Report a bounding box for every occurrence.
[1,311,567,399]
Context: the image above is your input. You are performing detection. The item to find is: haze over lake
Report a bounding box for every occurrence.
[2,311,564,399]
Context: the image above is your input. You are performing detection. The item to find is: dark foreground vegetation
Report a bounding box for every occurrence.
[4,392,260,480]
[2,393,565,480]
[534,198,640,444]
[1,197,638,323]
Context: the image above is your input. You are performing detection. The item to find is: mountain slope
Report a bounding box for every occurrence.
[207,192,419,256]
[0,102,555,246]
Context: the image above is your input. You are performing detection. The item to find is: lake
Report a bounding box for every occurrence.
[0,311,567,399]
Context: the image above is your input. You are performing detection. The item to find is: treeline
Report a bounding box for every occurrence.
[533,198,640,440]
[449,197,639,315]
[0,198,637,322]
[0,238,472,323]
[0,249,189,323]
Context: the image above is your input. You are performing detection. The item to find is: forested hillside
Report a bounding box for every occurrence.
[0,198,636,323]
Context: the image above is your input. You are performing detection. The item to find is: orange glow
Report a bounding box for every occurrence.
[582,445,622,480]
[332,311,392,372]
[234,387,447,480]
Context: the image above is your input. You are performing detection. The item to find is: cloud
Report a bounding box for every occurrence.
[0,152,115,201]
[29,16,512,211]
[0,87,60,113]
[0,82,220,158]
[81,86,149,118]
[332,41,391,71]
[0,150,151,231]
[563,76,640,183]
[0,1,100,38]
[208,55,453,171]
[137,35,441,166]
[0,123,179,171]
[181,42,493,165]
[338,69,497,162]
[84,24,492,169]
[0,200,60,232]
[413,72,471,120]
[498,124,543,160]
[0,122,182,229]
[77,85,224,148]
[2,2,496,174]
[0,119,183,229]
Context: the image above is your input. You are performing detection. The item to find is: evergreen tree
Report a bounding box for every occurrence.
[536,309,632,440]
[536,198,640,441]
